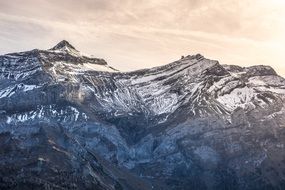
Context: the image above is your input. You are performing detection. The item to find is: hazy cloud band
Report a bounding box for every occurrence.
[0,0,284,75]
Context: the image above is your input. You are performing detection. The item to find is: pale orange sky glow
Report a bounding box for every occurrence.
[0,0,284,75]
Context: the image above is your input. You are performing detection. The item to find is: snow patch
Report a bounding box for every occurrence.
[82,63,116,72]
[216,87,255,111]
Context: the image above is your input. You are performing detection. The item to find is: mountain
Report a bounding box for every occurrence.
[1,41,285,190]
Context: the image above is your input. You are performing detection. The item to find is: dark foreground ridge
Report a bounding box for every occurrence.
[0,41,285,190]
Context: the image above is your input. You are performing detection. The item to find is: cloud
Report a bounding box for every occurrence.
[0,0,284,75]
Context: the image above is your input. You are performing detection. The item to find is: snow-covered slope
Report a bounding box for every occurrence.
[1,41,285,190]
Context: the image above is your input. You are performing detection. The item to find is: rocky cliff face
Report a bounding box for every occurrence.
[1,41,285,190]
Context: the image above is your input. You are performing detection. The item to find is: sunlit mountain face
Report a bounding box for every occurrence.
[0,40,285,189]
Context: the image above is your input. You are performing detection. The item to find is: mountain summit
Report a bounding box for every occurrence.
[0,43,285,189]
[50,40,77,51]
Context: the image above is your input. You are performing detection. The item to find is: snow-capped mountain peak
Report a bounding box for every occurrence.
[49,40,82,57]
[50,40,77,51]
[1,43,285,189]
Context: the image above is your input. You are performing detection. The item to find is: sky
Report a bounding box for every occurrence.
[0,0,285,75]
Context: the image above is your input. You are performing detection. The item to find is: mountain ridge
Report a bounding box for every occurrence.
[0,41,285,190]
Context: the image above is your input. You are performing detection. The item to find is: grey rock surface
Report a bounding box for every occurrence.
[1,41,285,189]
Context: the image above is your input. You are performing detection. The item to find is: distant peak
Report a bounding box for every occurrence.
[181,54,204,61]
[50,40,77,51]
